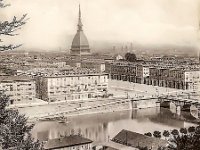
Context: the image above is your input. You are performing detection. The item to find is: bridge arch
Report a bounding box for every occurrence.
[190,105,199,119]
[160,100,179,114]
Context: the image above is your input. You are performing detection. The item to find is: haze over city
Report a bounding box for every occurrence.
[1,0,200,52]
[1,0,200,149]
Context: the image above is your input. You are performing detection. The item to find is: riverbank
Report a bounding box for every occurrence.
[18,79,197,122]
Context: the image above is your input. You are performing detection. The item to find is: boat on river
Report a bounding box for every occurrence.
[57,116,69,124]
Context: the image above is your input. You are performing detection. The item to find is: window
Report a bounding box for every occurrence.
[10,86,13,91]
[10,100,14,105]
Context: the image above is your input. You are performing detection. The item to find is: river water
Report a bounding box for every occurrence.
[31,107,197,143]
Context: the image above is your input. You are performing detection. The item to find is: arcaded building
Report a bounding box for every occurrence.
[70,5,90,55]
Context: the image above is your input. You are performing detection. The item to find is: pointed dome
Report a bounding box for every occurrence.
[71,31,89,50]
[70,5,90,55]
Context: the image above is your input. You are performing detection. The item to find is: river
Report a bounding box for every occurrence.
[31,107,197,143]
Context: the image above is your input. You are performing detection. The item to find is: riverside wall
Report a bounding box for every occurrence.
[21,97,160,122]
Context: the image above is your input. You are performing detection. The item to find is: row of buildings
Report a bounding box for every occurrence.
[105,61,200,91]
[0,68,108,104]
[0,56,199,105]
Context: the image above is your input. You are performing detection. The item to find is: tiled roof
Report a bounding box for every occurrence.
[44,135,92,150]
[112,130,168,150]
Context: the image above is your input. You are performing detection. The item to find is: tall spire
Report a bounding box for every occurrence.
[70,4,90,55]
[77,4,83,31]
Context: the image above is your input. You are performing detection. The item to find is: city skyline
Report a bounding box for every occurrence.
[1,0,200,52]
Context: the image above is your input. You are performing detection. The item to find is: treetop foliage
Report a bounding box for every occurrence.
[0,92,43,150]
[0,0,28,51]
[125,52,137,62]
[144,126,200,150]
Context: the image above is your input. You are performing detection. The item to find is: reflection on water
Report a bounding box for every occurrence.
[32,107,197,143]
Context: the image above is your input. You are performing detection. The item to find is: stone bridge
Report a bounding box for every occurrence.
[158,96,200,119]
[37,93,200,121]
[128,95,200,119]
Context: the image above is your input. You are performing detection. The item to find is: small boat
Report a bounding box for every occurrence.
[57,116,69,124]
[39,117,53,121]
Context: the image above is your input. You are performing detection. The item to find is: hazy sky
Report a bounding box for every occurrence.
[1,0,200,51]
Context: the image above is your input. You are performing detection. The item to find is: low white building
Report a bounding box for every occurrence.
[0,76,36,105]
[114,54,123,61]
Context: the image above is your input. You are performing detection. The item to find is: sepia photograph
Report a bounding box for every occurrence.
[0,0,200,149]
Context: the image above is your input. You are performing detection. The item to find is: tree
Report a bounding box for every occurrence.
[0,2,42,148]
[153,131,161,138]
[0,92,43,149]
[163,130,170,139]
[144,132,152,137]
[125,52,137,62]
[188,126,195,134]
[0,0,27,51]
[146,126,200,150]
[171,129,179,136]
[179,128,187,135]
[168,127,200,150]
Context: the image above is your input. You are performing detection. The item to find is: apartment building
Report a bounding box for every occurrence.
[109,62,137,82]
[107,61,200,91]
[67,59,106,72]
[0,76,36,104]
[184,70,200,91]
[35,72,108,102]
[81,60,105,73]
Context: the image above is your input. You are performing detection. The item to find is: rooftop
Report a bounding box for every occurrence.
[0,75,34,83]
[112,130,168,150]
[44,135,92,150]
[26,67,107,77]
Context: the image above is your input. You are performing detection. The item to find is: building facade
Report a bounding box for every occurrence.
[81,60,105,73]
[67,59,106,73]
[0,76,36,104]
[36,73,108,102]
[107,61,200,91]
[184,70,200,91]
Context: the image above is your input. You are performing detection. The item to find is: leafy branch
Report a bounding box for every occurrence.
[0,14,28,36]
[0,44,22,51]
[0,0,28,51]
